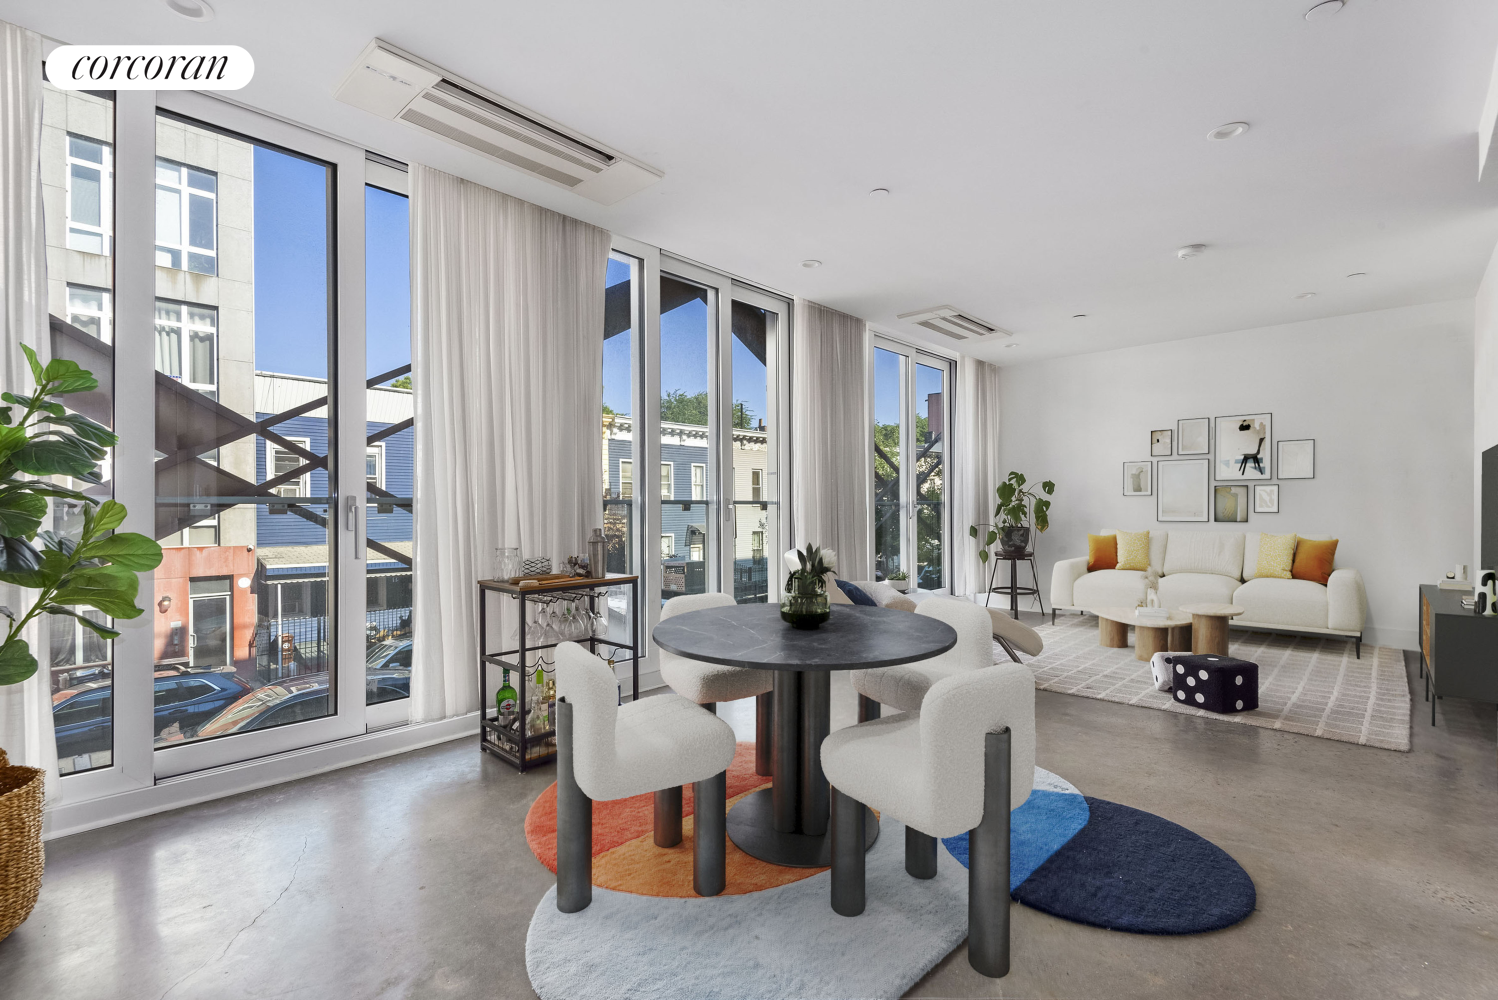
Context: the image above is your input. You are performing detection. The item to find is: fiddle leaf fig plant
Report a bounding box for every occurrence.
[0,345,162,686]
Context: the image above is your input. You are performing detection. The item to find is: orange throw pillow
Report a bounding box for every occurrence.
[1291,538,1338,585]
[1087,534,1118,572]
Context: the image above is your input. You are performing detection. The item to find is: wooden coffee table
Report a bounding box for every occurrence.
[1092,607,1194,661]
[1179,603,1245,656]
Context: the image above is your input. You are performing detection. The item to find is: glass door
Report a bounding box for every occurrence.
[871,339,952,593]
[150,93,367,776]
[658,265,718,603]
[726,288,784,603]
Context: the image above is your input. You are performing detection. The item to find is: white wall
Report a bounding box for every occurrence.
[995,300,1474,650]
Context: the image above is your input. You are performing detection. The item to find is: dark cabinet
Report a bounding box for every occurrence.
[1418,585,1498,725]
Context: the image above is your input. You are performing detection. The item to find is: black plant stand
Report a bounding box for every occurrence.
[477,574,639,772]
[985,551,1045,618]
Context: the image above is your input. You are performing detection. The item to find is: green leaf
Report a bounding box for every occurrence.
[0,638,37,686]
[0,535,42,577]
[1010,472,1026,487]
[80,532,163,572]
[978,550,989,564]
[94,498,130,534]
[0,490,47,537]
[21,344,43,387]
[0,423,28,468]
[44,412,117,447]
[35,530,77,557]
[986,530,998,546]
[41,604,120,639]
[1041,481,1055,495]
[968,524,978,538]
[39,358,98,395]
[995,482,1016,505]
[50,581,144,620]
[11,436,103,479]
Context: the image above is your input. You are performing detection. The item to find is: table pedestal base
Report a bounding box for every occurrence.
[727,788,879,868]
[1192,615,1229,655]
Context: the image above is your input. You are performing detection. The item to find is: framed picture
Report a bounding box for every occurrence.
[1214,485,1249,522]
[1123,461,1152,496]
[1278,439,1314,480]
[1177,416,1210,455]
[1150,429,1172,457]
[1254,484,1280,514]
[1157,458,1210,522]
[1214,413,1272,480]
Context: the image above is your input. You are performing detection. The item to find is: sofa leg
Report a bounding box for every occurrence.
[906,826,938,879]
[831,786,866,916]
[654,786,683,847]
[1355,637,1361,660]
[692,770,727,897]
[857,694,881,723]
[755,691,773,775]
[555,699,593,913]
[968,728,1011,978]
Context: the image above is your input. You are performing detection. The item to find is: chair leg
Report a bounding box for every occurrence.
[654,786,683,847]
[831,786,866,916]
[701,701,717,715]
[968,727,1011,978]
[857,694,881,723]
[996,636,1022,664]
[555,699,593,913]
[756,692,772,777]
[906,826,938,879]
[692,770,727,897]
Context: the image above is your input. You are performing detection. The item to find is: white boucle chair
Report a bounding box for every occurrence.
[554,641,737,912]
[849,597,997,719]
[658,592,775,775]
[821,665,1037,979]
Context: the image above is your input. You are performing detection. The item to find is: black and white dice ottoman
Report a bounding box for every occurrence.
[1166,654,1259,713]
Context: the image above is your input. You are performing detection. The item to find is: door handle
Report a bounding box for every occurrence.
[188,633,196,648]
[346,495,362,560]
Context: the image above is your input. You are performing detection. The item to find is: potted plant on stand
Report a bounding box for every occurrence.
[0,347,162,943]
[969,471,1055,599]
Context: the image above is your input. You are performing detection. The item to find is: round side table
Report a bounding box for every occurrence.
[1179,603,1245,656]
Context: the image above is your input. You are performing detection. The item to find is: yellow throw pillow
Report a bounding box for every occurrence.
[1087,534,1117,572]
[1255,533,1296,579]
[1116,530,1150,572]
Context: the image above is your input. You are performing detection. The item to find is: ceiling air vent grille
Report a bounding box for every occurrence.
[335,39,662,206]
[896,306,1012,341]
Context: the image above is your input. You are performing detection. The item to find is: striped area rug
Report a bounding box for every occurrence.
[1013,614,1412,751]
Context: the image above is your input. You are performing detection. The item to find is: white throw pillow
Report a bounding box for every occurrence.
[1163,532,1246,580]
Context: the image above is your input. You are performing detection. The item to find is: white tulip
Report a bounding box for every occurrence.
[784,550,801,574]
[822,548,837,571]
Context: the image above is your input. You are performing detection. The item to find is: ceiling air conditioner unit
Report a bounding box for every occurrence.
[895,306,1011,342]
[334,39,662,206]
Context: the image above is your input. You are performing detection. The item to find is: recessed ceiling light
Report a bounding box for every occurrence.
[800,259,822,269]
[1207,122,1249,141]
[869,187,890,197]
[1346,271,1367,278]
[1295,292,1317,299]
[1072,314,1087,319]
[1003,343,1018,348]
[1177,244,1207,259]
[1304,0,1344,21]
[164,0,216,19]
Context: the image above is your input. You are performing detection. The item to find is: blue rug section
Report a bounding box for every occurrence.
[1012,797,1256,934]
[941,789,1090,891]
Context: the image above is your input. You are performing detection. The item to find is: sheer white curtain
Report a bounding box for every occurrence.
[408,165,610,723]
[952,355,1002,599]
[791,298,871,579]
[0,20,57,791]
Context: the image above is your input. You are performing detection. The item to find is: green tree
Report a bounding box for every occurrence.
[387,375,412,389]
[659,391,756,429]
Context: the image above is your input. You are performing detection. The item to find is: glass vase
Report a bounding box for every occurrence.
[780,572,831,629]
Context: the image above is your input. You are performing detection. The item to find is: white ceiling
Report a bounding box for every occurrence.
[11,0,1498,363]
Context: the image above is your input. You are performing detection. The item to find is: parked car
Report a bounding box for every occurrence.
[365,639,412,672]
[195,669,410,737]
[52,671,253,758]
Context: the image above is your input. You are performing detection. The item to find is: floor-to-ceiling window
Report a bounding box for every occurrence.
[658,270,715,602]
[872,339,951,592]
[42,81,117,775]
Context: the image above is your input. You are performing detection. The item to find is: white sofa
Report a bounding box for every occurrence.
[1050,529,1367,655]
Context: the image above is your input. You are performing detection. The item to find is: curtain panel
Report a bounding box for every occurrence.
[791,298,871,580]
[409,165,610,723]
[952,355,1002,599]
[0,20,57,791]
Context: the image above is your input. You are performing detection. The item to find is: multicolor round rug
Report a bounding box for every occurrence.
[524,743,1256,999]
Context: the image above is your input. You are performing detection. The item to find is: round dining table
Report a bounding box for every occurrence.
[652,602,957,867]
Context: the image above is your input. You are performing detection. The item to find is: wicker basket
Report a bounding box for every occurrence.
[0,747,45,943]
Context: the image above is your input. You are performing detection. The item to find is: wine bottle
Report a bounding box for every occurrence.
[533,663,547,732]
[496,668,519,728]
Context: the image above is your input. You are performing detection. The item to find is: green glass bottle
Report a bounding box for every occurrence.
[496,668,519,727]
[533,663,547,732]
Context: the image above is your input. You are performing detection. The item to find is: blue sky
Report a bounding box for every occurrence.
[252,146,410,381]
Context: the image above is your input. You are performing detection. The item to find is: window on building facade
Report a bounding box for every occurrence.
[619,459,633,499]
[67,134,112,255]
[155,157,218,274]
[366,444,384,488]
[154,300,218,398]
[661,533,675,558]
[268,439,313,500]
[750,468,762,502]
[67,284,112,341]
[691,463,706,501]
[660,461,673,499]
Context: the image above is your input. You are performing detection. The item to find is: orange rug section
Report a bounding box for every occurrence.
[524,742,828,897]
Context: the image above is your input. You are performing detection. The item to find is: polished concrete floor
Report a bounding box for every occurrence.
[0,645,1493,1000]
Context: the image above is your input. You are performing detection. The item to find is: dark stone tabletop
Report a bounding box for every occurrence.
[652,603,957,671]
